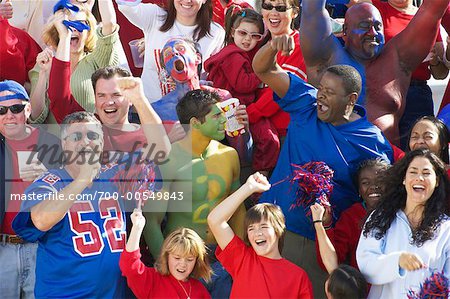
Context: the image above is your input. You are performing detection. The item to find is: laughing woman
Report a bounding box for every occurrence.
[29,0,120,124]
[118,0,225,103]
[356,149,450,298]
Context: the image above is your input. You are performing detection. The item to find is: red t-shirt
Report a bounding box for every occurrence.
[119,249,211,299]
[216,235,313,298]
[372,0,441,81]
[2,127,40,235]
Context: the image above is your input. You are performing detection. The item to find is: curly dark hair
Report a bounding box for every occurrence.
[362,149,450,247]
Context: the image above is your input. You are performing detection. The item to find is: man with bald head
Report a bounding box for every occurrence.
[300,0,449,145]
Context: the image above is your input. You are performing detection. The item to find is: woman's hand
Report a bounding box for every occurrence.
[399,252,426,271]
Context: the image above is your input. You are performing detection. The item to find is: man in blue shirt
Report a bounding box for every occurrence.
[253,35,393,298]
[12,111,128,298]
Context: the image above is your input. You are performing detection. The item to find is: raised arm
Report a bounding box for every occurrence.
[310,203,338,274]
[252,35,291,98]
[116,77,171,160]
[99,0,117,36]
[47,11,84,123]
[394,0,450,71]
[207,173,270,250]
[300,0,336,66]
[31,161,101,232]
[29,48,53,122]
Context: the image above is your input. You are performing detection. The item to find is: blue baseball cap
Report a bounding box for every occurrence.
[0,80,30,102]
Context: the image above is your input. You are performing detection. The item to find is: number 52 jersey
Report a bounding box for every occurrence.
[13,165,127,299]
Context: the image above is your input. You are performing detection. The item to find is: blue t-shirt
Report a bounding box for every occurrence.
[12,164,128,298]
[260,74,393,240]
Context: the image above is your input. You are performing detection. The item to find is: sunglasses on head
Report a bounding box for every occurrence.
[234,28,264,41]
[0,104,26,115]
[261,2,292,12]
[64,131,101,142]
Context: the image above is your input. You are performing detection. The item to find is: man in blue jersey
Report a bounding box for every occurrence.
[12,111,128,298]
[253,36,394,298]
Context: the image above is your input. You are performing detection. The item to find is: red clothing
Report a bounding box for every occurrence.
[48,58,84,124]
[0,19,41,85]
[438,5,450,113]
[1,128,39,235]
[212,0,253,27]
[317,203,366,271]
[372,0,441,81]
[48,58,148,152]
[391,143,405,162]
[119,249,211,299]
[204,43,261,106]
[246,30,307,136]
[216,235,313,299]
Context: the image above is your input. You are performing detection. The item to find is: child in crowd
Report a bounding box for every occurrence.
[120,209,212,299]
[204,7,278,174]
[325,264,368,299]
[207,172,313,298]
[310,158,390,273]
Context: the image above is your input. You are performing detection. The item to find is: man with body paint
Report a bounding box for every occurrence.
[300,0,449,146]
[144,89,246,297]
[144,88,246,257]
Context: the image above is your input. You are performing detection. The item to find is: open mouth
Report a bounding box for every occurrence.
[70,36,80,47]
[268,19,281,27]
[103,108,117,114]
[180,4,192,9]
[174,59,185,72]
[412,185,425,192]
[255,239,267,246]
[317,101,329,113]
[177,269,186,273]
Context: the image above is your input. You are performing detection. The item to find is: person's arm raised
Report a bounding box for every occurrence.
[395,0,450,72]
[99,0,117,36]
[252,35,292,98]
[207,173,270,250]
[31,160,101,232]
[300,0,335,67]
[117,77,171,160]
[126,209,146,252]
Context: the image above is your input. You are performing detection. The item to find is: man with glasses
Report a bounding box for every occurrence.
[253,41,393,297]
[0,80,62,298]
[300,0,449,146]
[12,111,135,298]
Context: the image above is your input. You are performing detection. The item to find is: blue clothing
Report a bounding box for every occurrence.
[260,74,393,240]
[357,211,450,299]
[12,166,127,298]
[0,242,37,298]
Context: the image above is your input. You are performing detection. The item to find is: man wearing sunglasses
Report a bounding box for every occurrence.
[253,41,393,297]
[299,0,449,146]
[0,80,62,298]
[13,111,140,298]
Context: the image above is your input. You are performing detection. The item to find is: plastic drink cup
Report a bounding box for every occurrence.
[129,39,144,68]
[219,98,245,137]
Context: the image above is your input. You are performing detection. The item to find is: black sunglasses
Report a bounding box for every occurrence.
[0,104,26,115]
[261,2,293,12]
[64,131,101,142]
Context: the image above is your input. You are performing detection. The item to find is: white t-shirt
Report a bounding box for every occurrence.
[119,3,225,103]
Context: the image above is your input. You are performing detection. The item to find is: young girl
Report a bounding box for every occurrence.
[120,209,212,299]
[205,7,280,173]
[205,7,264,107]
[310,158,390,273]
[207,173,313,298]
